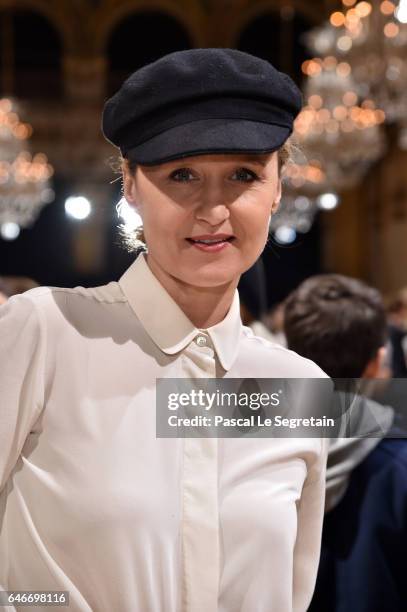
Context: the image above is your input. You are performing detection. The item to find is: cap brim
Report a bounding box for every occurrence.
[125,119,291,165]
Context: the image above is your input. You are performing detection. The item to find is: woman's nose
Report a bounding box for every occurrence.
[194,185,231,225]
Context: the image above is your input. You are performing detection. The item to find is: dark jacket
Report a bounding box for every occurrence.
[309,427,407,612]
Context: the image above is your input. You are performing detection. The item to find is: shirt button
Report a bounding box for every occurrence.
[196,335,207,347]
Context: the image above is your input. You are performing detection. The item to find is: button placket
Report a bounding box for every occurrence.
[181,332,219,612]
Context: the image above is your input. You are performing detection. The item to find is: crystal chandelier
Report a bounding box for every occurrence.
[269,1,407,242]
[269,154,326,243]
[269,190,318,243]
[294,55,386,190]
[0,98,54,240]
[306,0,407,135]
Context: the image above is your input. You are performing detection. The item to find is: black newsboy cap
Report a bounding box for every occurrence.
[102,48,302,165]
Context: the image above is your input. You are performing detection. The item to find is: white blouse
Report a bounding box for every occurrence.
[0,252,328,612]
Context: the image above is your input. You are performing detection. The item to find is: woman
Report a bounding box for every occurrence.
[0,49,328,612]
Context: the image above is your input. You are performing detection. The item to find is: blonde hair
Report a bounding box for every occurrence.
[118,139,295,252]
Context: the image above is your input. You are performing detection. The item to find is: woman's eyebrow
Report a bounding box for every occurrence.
[240,156,268,166]
[201,155,268,166]
[154,155,271,170]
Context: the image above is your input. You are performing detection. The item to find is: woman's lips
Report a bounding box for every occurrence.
[186,236,235,252]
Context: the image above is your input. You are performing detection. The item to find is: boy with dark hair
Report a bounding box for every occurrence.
[284,274,407,612]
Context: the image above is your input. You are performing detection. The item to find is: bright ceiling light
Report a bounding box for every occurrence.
[65,196,92,220]
[0,222,20,240]
[317,192,339,210]
[395,0,407,22]
[274,226,297,244]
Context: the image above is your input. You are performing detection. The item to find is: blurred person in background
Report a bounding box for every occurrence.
[238,260,286,345]
[0,276,39,304]
[284,274,407,612]
[0,278,9,305]
[385,288,407,377]
[239,258,272,339]
[263,301,286,347]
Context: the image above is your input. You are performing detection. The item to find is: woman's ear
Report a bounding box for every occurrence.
[271,178,282,214]
[122,166,137,204]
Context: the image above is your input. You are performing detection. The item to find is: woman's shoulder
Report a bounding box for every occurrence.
[1,280,128,332]
[18,280,125,305]
[240,324,329,378]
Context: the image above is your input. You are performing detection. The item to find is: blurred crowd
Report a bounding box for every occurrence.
[239,261,407,612]
[239,262,407,383]
[0,275,39,305]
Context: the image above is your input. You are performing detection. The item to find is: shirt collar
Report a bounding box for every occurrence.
[118,252,242,371]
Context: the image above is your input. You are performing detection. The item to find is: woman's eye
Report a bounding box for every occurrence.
[232,168,259,182]
[169,168,195,182]
[168,167,260,183]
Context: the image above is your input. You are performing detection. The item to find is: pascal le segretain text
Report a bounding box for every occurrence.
[168,414,335,429]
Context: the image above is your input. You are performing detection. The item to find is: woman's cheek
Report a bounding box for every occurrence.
[239,186,270,209]
[242,195,273,230]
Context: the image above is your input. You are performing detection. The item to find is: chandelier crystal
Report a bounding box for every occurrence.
[269,1,407,240]
[294,57,386,190]
[307,1,407,126]
[0,98,54,237]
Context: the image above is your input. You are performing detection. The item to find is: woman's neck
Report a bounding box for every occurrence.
[146,254,238,329]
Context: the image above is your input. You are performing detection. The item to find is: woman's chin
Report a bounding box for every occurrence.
[176,267,242,288]
[174,253,258,288]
